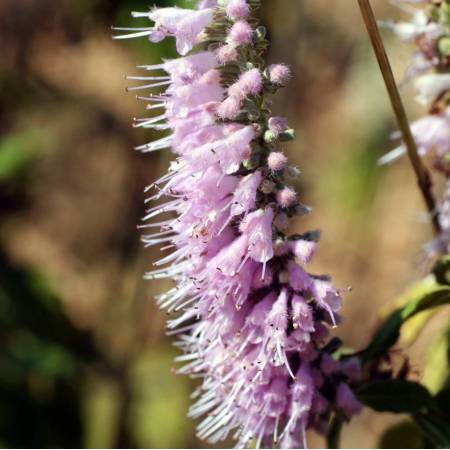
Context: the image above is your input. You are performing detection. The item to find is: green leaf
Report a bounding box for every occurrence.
[414,412,450,448]
[0,128,46,182]
[378,420,425,449]
[435,379,450,419]
[326,414,343,449]
[356,380,436,414]
[362,281,450,361]
[432,256,450,286]
[423,328,450,394]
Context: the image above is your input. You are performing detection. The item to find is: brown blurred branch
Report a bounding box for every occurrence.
[357,0,441,236]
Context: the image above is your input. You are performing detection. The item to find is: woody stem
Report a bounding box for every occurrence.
[358,0,441,236]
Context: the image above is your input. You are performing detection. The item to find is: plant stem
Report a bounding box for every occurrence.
[357,0,441,236]
[327,415,343,449]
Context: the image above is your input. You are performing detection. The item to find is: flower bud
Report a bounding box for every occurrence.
[267,63,291,85]
[268,151,288,171]
[225,0,249,19]
[217,44,238,64]
[276,187,297,207]
[279,128,296,141]
[227,20,253,45]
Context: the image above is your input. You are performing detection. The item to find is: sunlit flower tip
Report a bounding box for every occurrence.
[383,11,442,42]
[225,0,249,19]
[227,20,253,45]
[414,73,450,105]
[291,294,314,331]
[240,208,275,263]
[408,111,450,157]
[380,108,450,165]
[267,63,291,85]
[266,288,289,331]
[217,95,241,119]
[336,383,363,418]
[146,7,214,55]
[216,43,238,64]
[230,170,262,216]
[288,239,317,265]
[268,116,289,136]
[311,279,342,325]
[268,151,288,171]
[276,187,297,207]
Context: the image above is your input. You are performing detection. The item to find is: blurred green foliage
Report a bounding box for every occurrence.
[0,129,47,183]
[0,249,93,447]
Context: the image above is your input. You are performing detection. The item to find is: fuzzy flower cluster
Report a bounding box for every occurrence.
[382,0,450,255]
[115,1,362,447]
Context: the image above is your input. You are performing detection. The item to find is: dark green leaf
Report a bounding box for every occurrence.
[414,412,450,449]
[357,380,436,413]
[435,378,450,421]
[362,282,450,362]
[378,420,425,449]
[0,128,46,182]
[432,256,450,286]
[326,414,343,449]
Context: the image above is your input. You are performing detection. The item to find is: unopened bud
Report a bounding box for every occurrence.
[255,26,266,41]
[279,128,296,141]
[293,203,312,216]
[273,213,289,230]
[260,179,275,193]
[263,129,277,143]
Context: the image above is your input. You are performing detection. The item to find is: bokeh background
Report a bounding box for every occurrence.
[0,0,448,448]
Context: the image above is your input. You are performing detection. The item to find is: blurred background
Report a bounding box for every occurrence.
[0,0,448,447]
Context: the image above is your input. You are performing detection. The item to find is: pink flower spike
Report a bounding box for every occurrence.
[119,1,355,446]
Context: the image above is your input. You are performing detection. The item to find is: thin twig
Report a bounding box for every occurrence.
[327,414,343,449]
[357,0,441,236]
